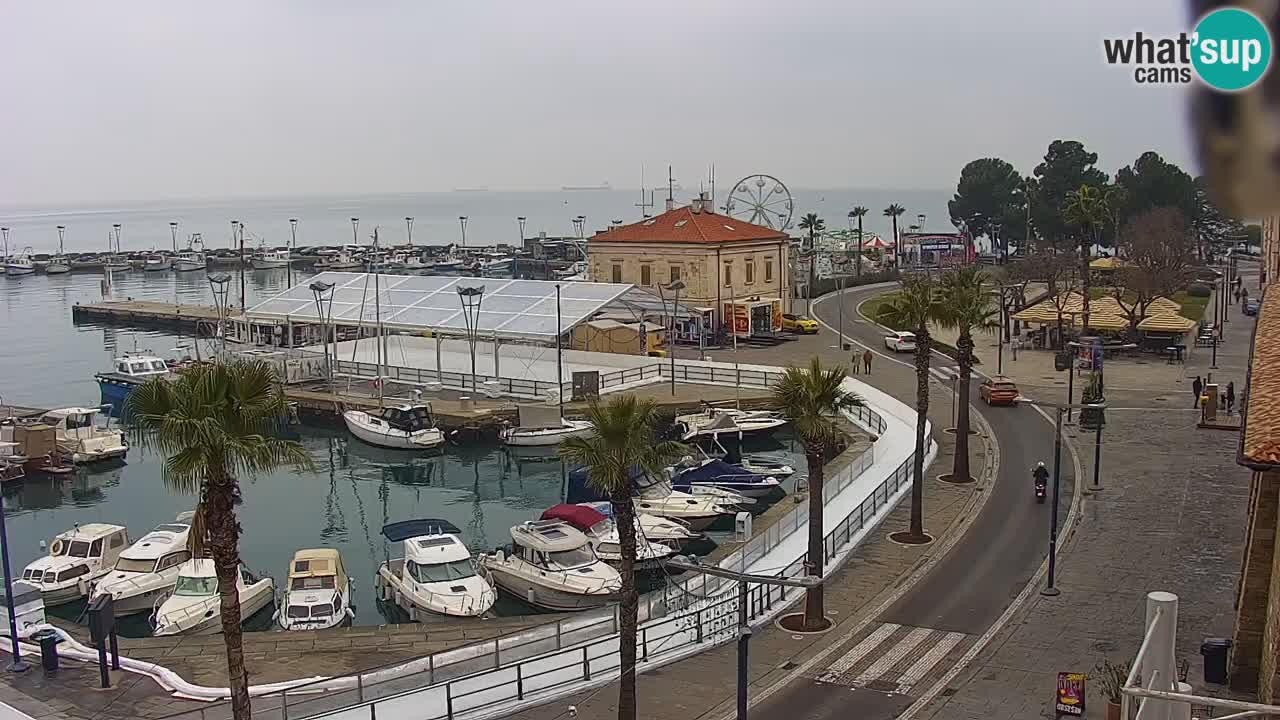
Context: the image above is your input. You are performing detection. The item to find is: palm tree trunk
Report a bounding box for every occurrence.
[910,331,930,538]
[803,440,825,629]
[952,330,973,482]
[891,217,900,269]
[856,217,864,278]
[1080,231,1092,329]
[611,487,638,720]
[205,474,251,719]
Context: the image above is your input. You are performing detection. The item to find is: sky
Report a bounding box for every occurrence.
[0,1,1197,208]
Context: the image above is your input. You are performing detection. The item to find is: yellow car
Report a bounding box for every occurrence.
[782,313,819,334]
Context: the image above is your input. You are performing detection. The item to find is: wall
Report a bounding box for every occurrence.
[1265,216,1279,289]
[1232,469,1280,693]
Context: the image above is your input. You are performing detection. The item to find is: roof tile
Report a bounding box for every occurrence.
[589,204,788,244]
[1243,286,1280,465]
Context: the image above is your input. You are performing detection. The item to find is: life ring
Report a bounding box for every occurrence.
[50,539,65,556]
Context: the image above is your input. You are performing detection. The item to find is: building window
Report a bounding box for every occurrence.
[765,257,774,282]
[723,261,732,287]
[670,265,681,284]
[641,264,652,286]
[745,260,755,284]
[612,264,622,283]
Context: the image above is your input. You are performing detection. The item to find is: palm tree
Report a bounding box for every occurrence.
[798,213,825,314]
[878,275,938,543]
[1064,185,1112,328]
[935,267,998,483]
[884,204,906,268]
[558,395,686,720]
[772,357,863,630]
[126,360,312,720]
[849,206,869,277]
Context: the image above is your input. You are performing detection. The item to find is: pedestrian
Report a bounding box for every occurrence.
[1227,381,1236,414]
[1235,287,1243,304]
[1192,375,1204,408]
[850,350,860,375]
[863,349,873,375]
[1241,286,1250,308]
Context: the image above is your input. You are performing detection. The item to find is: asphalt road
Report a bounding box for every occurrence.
[752,284,1073,719]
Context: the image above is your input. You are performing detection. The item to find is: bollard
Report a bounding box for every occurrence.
[1143,591,1180,720]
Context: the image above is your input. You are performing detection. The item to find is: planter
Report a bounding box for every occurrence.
[1105,701,1121,720]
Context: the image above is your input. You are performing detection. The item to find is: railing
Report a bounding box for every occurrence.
[657,361,786,390]
[330,359,567,401]
[597,364,663,392]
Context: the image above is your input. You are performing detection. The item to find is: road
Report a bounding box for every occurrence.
[752,283,1075,720]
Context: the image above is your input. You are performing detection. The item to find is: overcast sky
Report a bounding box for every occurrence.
[1,1,1195,207]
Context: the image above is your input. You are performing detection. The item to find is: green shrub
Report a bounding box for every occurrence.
[1187,283,1212,298]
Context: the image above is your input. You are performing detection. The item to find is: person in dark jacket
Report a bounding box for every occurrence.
[1227,381,1236,414]
[1192,375,1204,408]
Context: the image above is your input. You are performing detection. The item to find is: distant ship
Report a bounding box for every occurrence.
[453,187,490,193]
[562,182,612,192]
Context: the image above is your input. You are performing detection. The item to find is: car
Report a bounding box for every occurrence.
[782,314,819,334]
[979,377,1020,406]
[884,331,917,353]
[1245,298,1261,317]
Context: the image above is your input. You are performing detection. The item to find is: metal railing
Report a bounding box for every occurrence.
[657,361,786,390]
[331,359,568,400]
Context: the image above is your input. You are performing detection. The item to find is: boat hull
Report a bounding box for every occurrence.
[153,583,274,636]
[45,264,71,275]
[4,267,34,277]
[344,412,444,450]
[500,423,594,447]
[97,585,172,616]
[375,566,493,619]
[486,568,616,612]
[174,261,206,272]
[97,376,137,412]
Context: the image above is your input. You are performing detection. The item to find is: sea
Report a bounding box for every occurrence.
[0,188,947,634]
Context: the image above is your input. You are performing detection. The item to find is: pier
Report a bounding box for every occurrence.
[72,300,223,333]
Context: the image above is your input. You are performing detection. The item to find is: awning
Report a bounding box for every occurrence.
[1136,314,1196,333]
[1146,297,1183,314]
[1012,304,1062,324]
[1080,312,1129,331]
[1090,256,1127,270]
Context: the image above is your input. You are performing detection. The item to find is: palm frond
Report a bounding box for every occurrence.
[771,357,863,448]
[558,395,686,498]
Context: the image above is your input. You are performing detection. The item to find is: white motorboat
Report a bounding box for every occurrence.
[568,467,733,532]
[22,524,131,606]
[4,248,35,276]
[314,250,364,271]
[675,406,788,441]
[45,256,72,274]
[103,255,132,272]
[669,457,783,499]
[476,252,513,276]
[89,513,194,616]
[38,407,128,464]
[250,246,291,269]
[144,254,172,271]
[174,251,206,272]
[152,559,275,636]
[541,505,672,571]
[344,403,445,450]
[479,520,621,611]
[738,454,796,478]
[96,353,172,410]
[576,502,703,549]
[375,519,495,619]
[500,405,594,447]
[277,548,354,630]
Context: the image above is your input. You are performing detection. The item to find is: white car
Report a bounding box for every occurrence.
[884,331,917,353]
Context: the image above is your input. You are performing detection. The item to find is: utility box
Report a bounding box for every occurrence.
[734,512,752,542]
[1203,383,1219,422]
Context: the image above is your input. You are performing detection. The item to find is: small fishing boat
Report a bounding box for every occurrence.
[89,513,194,616]
[95,353,172,409]
[71,256,102,271]
[738,454,796,478]
[46,229,72,275]
[540,504,672,571]
[174,235,207,272]
[4,248,35,276]
[103,255,132,272]
[675,405,788,441]
[250,246,291,269]
[22,524,131,606]
[479,520,621,611]
[144,254,173,271]
[152,559,275,636]
[499,405,594,447]
[38,407,128,464]
[277,548,354,630]
[344,403,444,450]
[313,250,364,271]
[375,519,495,619]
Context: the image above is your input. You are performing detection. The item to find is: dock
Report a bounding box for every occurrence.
[72,300,223,333]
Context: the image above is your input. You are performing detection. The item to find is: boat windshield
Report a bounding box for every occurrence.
[546,546,596,570]
[291,576,336,591]
[174,576,218,596]
[56,540,92,558]
[597,542,621,555]
[407,559,475,583]
[115,557,158,573]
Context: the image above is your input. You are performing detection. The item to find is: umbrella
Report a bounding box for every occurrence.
[1012,303,1062,324]
[1146,297,1182,314]
[1081,312,1128,331]
[1136,314,1196,333]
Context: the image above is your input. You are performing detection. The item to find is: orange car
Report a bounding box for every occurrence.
[979,377,1019,406]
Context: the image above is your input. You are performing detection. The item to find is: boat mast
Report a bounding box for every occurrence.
[556,283,564,416]
[730,280,740,409]
[373,227,385,409]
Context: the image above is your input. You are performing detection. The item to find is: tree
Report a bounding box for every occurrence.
[849,206,869,277]
[935,268,998,483]
[884,204,906,267]
[126,361,312,720]
[1115,151,1197,226]
[1030,140,1109,252]
[1109,207,1193,330]
[558,395,686,720]
[798,213,825,311]
[877,276,938,543]
[772,358,864,629]
[1191,176,1246,261]
[949,158,1023,262]
[1065,184,1119,328]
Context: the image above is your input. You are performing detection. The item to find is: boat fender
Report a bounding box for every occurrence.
[77,578,90,597]
[526,588,536,605]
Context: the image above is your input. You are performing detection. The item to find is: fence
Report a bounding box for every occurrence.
[330,358,570,401]
[658,361,786,390]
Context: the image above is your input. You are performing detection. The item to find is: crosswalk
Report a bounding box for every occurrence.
[815,623,974,695]
[928,366,960,383]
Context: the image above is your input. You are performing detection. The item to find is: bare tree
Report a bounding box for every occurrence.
[1108,207,1192,331]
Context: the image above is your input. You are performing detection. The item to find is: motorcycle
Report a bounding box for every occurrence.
[1034,477,1047,504]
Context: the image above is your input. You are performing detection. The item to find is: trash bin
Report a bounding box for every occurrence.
[32,629,59,672]
[1200,637,1232,684]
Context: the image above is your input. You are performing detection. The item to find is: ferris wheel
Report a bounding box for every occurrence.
[723,174,794,231]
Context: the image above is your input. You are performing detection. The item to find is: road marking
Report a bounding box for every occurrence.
[928,367,959,382]
[852,626,933,686]
[894,631,967,693]
[815,623,900,684]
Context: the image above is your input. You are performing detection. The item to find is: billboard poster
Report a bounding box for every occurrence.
[722,302,749,336]
[1055,672,1086,716]
[771,299,783,332]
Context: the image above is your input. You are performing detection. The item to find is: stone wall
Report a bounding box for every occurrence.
[1232,469,1280,693]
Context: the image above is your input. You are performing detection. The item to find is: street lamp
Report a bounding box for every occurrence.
[0,227,8,259]
[288,218,299,289]
[350,217,360,247]
[517,216,527,244]
[664,279,686,396]
[169,221,179,252]
[310,280,336,393]
[459,216,468,248]
[1015,397,1108,596]
[208,272,232,351]
[573,215,585,239]
[112,223,122,254]
[457,285,485,390]
[405,216,414,247]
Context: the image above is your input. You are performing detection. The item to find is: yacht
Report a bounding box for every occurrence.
[174,236,207,272]
[152,559,275,636]
[313,250,364,271]
[277,548,354,630]
[499,405,594,447]
[375,519,495,619]
[567,467,733,532]
[737,454,796,478]
[476,252,514,276]
[250,246,291,269]
[675,406,788,441]
[540,504,673,571]
[479,520,621,611]
[95,353,172,410]
[4,248,35,277]
[38,407,128,464]
[144,253,172,271]
[89,513,194,616]
[576,502,703,549]
[22,524,131,606]
[670,458,783,499]
[344,403,444,450]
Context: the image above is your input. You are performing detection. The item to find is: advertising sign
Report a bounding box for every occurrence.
[1055,672,1086,716]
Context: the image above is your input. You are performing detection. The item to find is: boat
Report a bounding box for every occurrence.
[4,248,35,276]
[374,519,495,619]
[344,403,445,450]
[95,353,172,409]
[576,502,703,549]
[21,524,131,606]
[566,467,733,532]
[313,250,364,271]
[250,245,291,269]
[675,405,788,441]
[669,457,783,499]
[174,235,207,271]
[499,405,594,447]
[540,504,673,571]
[46,229,71,275]
[476,252,514,276]
[103,255,131,272]
[738,454,796,478]
[37,407,128,464]
[478,520,621,611]
[277,548,354,630]
[89,513,194,616]
[71,256,102,271]
[144,254,173,271]
[561,182,612,191]
[152,559,275,636]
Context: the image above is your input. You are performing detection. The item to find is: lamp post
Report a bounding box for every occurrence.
[664,279,686,396]
[555,284,564,413]
[232,220,245,312]
[208,272,231,352]
[113,223,122,254]
[457,285,485,391]
[288,218,299,289]
[1,227,8,259]
[310,280,336,394]
[405,216,414,247]
[458,216,468,248]
[350,217,360,247]
[517,216,527,244]
[169,221,179,253]
[573,215,585,239]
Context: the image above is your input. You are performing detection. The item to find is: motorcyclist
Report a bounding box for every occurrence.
[1033,462,1049,487]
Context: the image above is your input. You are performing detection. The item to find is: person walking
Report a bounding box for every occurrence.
[1192,375,1204,408]
[850,350,861,375]
[863,349,873,375]
[1241,286,1250,308]
[1227,381,1236,414]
